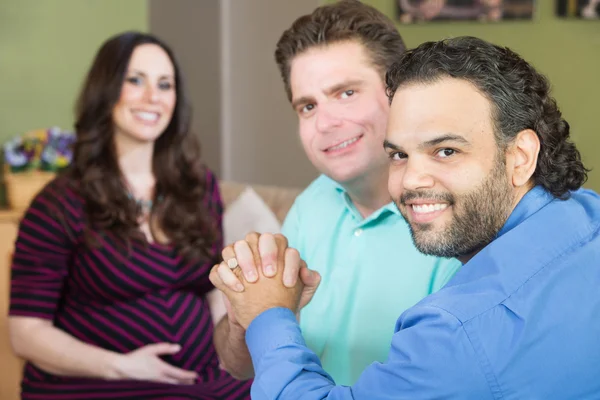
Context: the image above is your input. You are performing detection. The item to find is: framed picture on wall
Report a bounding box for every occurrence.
[556,0,600,18]
[396,1,536,24]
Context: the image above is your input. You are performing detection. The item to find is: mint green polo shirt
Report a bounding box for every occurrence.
[282,175,461,386]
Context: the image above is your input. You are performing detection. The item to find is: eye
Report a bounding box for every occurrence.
[126,76,142,85]
[388,151,407,161]
[340,90,354,99]
[436,148,456,158]
[158,81,173,91]
[301,104,315,114]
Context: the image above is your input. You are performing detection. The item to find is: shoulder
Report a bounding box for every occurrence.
[27,175,83,217]
[293,174,343,209]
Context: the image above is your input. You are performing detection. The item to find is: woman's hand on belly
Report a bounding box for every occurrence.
[109,342,198,385]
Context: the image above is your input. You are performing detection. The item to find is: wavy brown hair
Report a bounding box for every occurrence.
[66,31,217,261]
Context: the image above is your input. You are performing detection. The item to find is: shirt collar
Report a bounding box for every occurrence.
[331,178,397,224]
[496,185,554,239]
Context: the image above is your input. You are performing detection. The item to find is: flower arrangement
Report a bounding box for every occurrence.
[2,127,76,210]
[3,127,75,173]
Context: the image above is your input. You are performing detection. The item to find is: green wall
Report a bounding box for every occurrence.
[329,0,600,191]
[0,0,148,204]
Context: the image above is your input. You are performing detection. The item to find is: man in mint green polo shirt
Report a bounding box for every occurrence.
[211,0,460,386]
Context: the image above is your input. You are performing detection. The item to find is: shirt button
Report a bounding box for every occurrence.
[354,228,363,237]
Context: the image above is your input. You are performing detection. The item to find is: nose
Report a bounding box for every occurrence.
[145,84,160,104]
[400,156,435,192]
[315,105,343,133]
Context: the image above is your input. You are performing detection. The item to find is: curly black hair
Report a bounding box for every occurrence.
[386,36,588,199]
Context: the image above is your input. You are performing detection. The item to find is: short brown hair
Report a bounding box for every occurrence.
[275,0,405,101]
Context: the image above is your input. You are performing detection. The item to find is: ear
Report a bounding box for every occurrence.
[506,129,540,188]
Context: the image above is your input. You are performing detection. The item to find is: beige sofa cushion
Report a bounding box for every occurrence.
[219,181,301,224]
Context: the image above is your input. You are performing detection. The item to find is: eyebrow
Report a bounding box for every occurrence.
[383,139,401,151]
[128,69,174,80]
[419,134,470,150]
[291,78,365,110]
[383,134,470,152]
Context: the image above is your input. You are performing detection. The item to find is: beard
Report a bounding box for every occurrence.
[395,156,515,259]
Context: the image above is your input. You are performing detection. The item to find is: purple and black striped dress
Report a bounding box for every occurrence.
[9,171,252,399]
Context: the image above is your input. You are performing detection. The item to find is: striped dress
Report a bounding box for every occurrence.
[9,172,252,399]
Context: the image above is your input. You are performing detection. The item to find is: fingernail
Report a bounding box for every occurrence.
[246,271,257,282]
[235,283,244,292]
[264,265,275,276]
[284,277,294,287]
[173,344,181,351]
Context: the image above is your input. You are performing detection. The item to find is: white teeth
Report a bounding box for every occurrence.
[412,203,448,214]
[134,111,159,122]
[328,137,359,151]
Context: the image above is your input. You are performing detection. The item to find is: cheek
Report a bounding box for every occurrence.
[298,121,317,151]
[118,84,141,104]
[437,163,486,199]
[164,92,177,112]
[346,98,388,138]
[387,165,405,199]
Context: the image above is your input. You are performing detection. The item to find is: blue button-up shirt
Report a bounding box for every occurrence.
[245,186,600,399]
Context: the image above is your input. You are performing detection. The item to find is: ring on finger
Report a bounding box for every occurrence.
[226,257,239,270]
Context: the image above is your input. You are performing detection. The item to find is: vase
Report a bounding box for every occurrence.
[3,165,56,211]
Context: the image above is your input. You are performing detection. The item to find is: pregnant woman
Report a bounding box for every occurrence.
[8,31,251,399]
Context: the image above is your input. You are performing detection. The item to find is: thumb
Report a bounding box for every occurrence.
[300,266,321,288]
[140,342,181,356]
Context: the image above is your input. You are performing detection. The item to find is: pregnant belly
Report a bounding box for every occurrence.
[56,289,219,372]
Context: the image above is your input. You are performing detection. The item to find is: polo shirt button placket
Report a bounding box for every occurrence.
[354,228,363,237]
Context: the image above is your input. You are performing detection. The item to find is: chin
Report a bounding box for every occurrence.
[323,164,370,184]
[130,130,165,143]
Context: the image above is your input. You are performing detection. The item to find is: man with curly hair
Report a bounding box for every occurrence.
[211,36,600,399]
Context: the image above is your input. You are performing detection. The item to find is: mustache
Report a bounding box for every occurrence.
[399,190,455,205]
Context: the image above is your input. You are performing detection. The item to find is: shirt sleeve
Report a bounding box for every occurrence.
[245,306,494,399]
[9,180,78,320]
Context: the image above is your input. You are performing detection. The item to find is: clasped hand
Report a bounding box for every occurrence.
[209,233,321,329]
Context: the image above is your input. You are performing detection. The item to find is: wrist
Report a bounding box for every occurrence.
[228,317,246,336]
[102,352,125,381]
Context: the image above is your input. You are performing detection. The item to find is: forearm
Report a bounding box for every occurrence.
[213,316,254,380]
[11,320,121,379]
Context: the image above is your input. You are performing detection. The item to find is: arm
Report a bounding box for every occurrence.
[8,186,121,379]
[9,317,122,379]
[9,184,195,384]
[213,313,254,380]
[246,306,493,399]
[209,235,491,400]
[208,289,254,379]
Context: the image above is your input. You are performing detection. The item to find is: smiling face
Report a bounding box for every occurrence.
[385,77,515,260]
[289,40,390,184]
[112,43,176,146]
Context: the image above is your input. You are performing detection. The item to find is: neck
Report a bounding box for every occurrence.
[114,135,155,199]
[456,183,535,265]
[341,166,391,218]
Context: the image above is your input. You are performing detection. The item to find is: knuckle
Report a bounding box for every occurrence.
[245,232,260,243]
[274,233,289,248]
[286,247,300,259]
